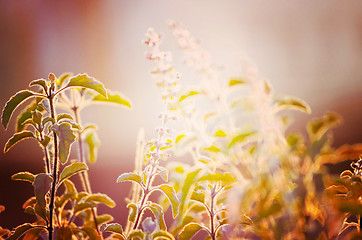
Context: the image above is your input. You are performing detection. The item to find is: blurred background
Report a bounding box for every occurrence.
[0,0,361,230]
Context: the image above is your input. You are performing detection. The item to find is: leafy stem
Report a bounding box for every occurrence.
[48,93,58,240]
[132,165,157,231]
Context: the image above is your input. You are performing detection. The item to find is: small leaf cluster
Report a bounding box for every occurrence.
[2,73,130,239]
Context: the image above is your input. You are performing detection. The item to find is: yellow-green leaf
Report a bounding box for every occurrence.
[214,130,226,137]
[178,223,203,240]
[198,172,235,184]
[228,131,255,148]
[57,73,72,87]
[229,78,245,87]
[204,145,220,152]
[150,230,175,240]
[2,90,39,129]
[58,162,88,186]
[96,214,114,225]
[102,223,124,235]
[149,203,167,231]
[85,131,100,163]
[4,131,35,153]
[127,203,138,222]
[175,134,186,143]
[179,91,199,102]
[190,190,206,204]
[74,202,96,215]
[128,229,144,240]
[275,97,311,113]
[158,184,179,218]
[33,173,52,209]
[56,113,74,122]
[82,227,102,240]
[51,122,77,164]
[92,91,131,108]
[11,171,35,183]
[85,193,115,208]
[29,79,48,93]
[307,112,342,141]
[66,74,107,97]
[116,172,142,186]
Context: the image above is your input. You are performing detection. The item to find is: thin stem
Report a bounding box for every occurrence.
[132,166,157,231]
[72,105,99,235]
[210,185,217,240]
[43,147,50,174]
[48,95,58,240]
[40,132,51,174]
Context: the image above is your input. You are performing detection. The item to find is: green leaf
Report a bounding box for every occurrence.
[15,98,43,132]
[175,134,186,143]
[214,130,227,137]
[29,79,48,92]
[74,202,96,215]
[2,90,39,129]
[11,171,35,183]
[96,214,114,225]
[34,203,49,222]
[178,223,203,240]
[42,116,55,127]
[40,135,51,148]
[7,223,34,240]
[179,91,199,102]
[85,131,100,163]
[179,168,202,217]
[92,91,131,108]
[158,184,179,218]
[307,112,342,141]
[190,190,206,204]
[85,193,116,208]
[4,130,35,153]
[56,113,74,122]
[229,78,245,87]
[127,203,138,222]
[198,172,235,184]
[116,172,142,186]
[127,230,144,240]
[157,167,169,182]
[204,145,221,152]
[33,173,52,209]
[150,230,175,240]
[82,227,102,240]
[56,193,75,209]
[149,203,167,231]
[275,97,311,113]
[57,73,72,87]
[16,109,32,132]
[31,110,42,124]
[102,223,124,235]
[63,179,78,194]
[58,162,88,186]
[51,122,77,164]
[66,74,107,97]
[228,131,255,148]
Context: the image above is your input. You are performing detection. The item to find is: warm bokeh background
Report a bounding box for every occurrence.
[0,0,361,230]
